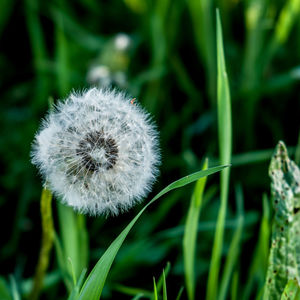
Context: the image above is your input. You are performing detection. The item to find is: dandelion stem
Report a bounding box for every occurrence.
[29,188,54,300]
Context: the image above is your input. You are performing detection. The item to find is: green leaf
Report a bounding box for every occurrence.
[183,159,208,300]
[281,280,300,300]
[207,9,232,300]
[263,142,300,299]
[78,165,228,300]
[57,205,81,288]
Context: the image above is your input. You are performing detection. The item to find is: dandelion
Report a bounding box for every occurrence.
[31,88,160,216]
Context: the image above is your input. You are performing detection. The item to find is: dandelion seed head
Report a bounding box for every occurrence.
[31,88,160,216]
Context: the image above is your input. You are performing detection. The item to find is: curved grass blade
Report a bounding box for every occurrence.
[78,165,229,300]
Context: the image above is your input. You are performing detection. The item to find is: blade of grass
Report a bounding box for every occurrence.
[153,262,171,299]
[176,287,184,300]
[183,159,208,300]
[78,165,228,300]
[218,184,244,300]
[206,10,232,300]
[162,270,167,300]
[153,278,158,300]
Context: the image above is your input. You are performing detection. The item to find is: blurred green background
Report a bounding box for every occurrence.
[0,0,300,299]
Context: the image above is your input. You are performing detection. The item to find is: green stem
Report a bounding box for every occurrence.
[29,188,54,300]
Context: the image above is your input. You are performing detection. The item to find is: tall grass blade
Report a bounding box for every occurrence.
[206,10,232,300]
[183,159,208,300]
[78,165,228,300]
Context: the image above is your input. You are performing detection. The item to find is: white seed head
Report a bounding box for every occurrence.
[31,88,160,216]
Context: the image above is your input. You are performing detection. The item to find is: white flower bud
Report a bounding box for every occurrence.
[31,88,160,216]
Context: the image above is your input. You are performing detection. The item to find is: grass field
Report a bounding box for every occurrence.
[1,0,300,299]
